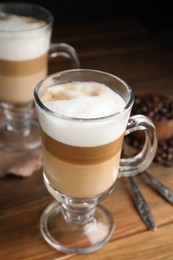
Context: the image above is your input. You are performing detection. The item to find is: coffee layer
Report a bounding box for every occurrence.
[41,130,123,163]
[0,53,48,76]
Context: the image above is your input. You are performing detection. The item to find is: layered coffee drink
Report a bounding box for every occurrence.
[35,71,157,254]
[38,81,128,198]
[0,11,51,104]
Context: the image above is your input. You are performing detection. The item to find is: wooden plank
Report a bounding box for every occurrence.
[57,223,173,260]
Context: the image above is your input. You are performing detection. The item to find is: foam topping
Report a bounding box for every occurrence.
[0,12,50,60]
[38,81,129,146]
[0,12,45,31]
[42,81,126,118]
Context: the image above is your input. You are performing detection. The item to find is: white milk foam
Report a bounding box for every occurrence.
[0,12,51,60]
[44,82,125,118]
[38,81,129,147]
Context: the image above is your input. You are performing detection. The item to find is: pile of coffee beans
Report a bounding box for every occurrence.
[126,93,173,166]
[132,94,173,121]
[155,137,173,166]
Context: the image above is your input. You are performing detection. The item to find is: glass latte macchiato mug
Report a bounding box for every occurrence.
[0,2,80,152]
[34,69,157,254]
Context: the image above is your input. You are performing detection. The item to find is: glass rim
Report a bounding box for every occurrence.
[0,2,54,33]
[34,69,135,122]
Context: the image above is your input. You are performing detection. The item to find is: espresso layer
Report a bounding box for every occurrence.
[41,130,124,164]
[0,53,48,76]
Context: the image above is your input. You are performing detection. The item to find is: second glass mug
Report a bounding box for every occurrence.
[34,69,158,254]
[0,2,80,152]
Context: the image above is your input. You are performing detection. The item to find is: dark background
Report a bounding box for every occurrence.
[1,0,173,32]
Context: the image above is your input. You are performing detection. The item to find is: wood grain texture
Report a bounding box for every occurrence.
[0,18,173,260]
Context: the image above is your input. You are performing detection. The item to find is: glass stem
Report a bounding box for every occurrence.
[1,102,34,135]
[62,203,96,225]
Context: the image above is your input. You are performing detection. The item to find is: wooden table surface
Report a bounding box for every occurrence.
[1,18,173,260]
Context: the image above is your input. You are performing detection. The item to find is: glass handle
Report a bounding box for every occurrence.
[49,42,80,69]
[119,114,158,178]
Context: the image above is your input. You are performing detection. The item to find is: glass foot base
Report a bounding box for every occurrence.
[0,118,41,152]
[40,201,115,254]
